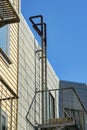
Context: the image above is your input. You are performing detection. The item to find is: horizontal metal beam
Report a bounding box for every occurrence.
[0,96,19,101]
[30,15,43,19]
[36,87,87,115]
[36,87,74,93]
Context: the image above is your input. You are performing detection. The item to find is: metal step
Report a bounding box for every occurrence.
[38,117,77,130]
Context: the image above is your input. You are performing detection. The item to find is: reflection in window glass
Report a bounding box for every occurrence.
[2,116,6,130]
[0,25,9,55]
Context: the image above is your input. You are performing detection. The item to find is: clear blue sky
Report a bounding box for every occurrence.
[21,0,87,83]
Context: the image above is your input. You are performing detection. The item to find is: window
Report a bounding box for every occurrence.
[47,91,55,121]
[0,109,8,130]
[49,93,55,119]
[0,25,10,55]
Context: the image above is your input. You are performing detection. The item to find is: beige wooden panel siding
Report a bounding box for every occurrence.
[0,6,19,128]
[0,82,18,130]
[0,24,19,130]
[13,0,19,13]
[0,0,19,129]
[0,23,19,94]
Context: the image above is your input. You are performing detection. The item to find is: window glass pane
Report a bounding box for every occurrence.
[0,25,9,54]
[2,115,6,130]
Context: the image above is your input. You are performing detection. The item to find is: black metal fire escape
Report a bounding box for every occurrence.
[0,0,20,27]
[26,86,87,130]
[26,15,87,130]
[29,15,47,124]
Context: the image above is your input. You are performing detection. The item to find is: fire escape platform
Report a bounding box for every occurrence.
[0,0,20,27]
[38,118,76,130]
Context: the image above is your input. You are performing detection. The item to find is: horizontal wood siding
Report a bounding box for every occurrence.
[0,23,18,94]
[0,4,19,128]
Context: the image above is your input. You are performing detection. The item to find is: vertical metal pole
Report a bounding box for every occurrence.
[44,23,47,123]
[29,16,47,124]
[41,21,47,124]
[34,39,36,125]
[41,16,44,124]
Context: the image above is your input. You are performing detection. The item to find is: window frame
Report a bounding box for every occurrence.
[0,25,10,56]
[0,25,11,65]
[47,91,55,121]
[49,92,55,119]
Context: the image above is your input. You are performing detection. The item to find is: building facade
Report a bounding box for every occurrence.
[0,1,87,130]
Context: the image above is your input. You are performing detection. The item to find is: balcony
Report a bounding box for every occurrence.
[0,0,20,27]
[26,87,87,130]
[38,117,76,130]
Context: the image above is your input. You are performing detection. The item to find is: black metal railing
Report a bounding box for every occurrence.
[26,87,87,130]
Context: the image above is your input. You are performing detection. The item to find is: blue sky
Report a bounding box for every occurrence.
[21,0,87,83]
